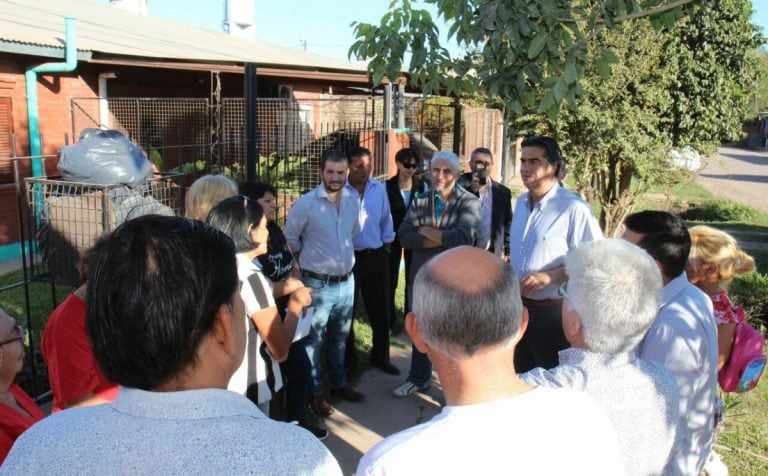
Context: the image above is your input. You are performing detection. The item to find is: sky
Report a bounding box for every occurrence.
[96,0,767,61]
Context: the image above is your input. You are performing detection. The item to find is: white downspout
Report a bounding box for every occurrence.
[98,72,117,129]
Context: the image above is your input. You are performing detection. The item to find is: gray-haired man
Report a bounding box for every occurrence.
[358,247,624,475]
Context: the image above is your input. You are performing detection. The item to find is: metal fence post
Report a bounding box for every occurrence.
[245,63,258,181]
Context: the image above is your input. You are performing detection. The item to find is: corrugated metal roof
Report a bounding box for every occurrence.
[0,0,368,72]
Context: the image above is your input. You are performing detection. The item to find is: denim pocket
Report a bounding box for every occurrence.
[301,276,326,290]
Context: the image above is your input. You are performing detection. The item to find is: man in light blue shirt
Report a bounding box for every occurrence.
[343,147,399,375]
[2,216,341,475]
[622,211,718,476]
[510,136,602,372]
[284,149,364,417]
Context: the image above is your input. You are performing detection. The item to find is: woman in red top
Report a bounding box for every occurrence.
[0,307,44,463]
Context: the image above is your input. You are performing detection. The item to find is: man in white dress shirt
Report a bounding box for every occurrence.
[357,246,625,476]
[622,210,718,476]
[522,238,679,476]
[509,136,602,372]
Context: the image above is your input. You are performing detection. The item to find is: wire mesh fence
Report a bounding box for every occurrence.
[26,173,184,286]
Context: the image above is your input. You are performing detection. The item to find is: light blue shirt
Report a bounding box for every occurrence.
[345,179,395,250]
[521,348,679,476]
[2,387,342,475]
[638,273,718,476]
[284,184,360,276]
[509,184,602,299]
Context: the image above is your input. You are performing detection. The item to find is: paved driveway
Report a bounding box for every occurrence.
[698,146,768,214]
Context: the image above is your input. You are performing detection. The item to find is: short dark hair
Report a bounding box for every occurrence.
[206,196,265,253]
[239,181,277,201]
[86,215,238,390]
[320,149,348,170]
[349,146,372,162]
[624,210,691,278]
[521,135,564,173]
[471,147,493,161]
[395,147,419,164]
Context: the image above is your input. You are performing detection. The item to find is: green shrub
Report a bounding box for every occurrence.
[730,273,768,328]
[680,199,760,223]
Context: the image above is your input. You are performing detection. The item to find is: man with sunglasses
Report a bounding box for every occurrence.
[458,147,512,259]
[510,136,602,373]
[392,150,481,398]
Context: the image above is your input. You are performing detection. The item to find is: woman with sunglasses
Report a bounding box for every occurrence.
[206,196,312,418]
[0,308,44,463]
[386,148,425,325]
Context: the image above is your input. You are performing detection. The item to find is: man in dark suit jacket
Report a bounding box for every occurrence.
[458,147,513,259]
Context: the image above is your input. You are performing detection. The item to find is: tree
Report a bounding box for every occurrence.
[663,0,763,154]
[349,0,697,119]
[749,48,768,114]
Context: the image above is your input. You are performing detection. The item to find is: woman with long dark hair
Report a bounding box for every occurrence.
[207,196,311,419]
[240,182,328,439]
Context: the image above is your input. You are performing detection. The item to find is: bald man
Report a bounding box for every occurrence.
[358,247,625,476]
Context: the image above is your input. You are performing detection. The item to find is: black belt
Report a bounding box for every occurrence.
[522,297,563,308]
[302,269,351,283]
[355,246,384,256]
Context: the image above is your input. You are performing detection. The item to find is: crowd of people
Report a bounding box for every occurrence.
[0,136,760,475]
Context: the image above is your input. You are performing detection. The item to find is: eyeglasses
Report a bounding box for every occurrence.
[0,325,25,347]
[400,162,419,169]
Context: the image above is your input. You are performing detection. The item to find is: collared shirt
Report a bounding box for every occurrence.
[521,348,679,476]
[284,184,360,276]
[509,184,602,300]
[476,178,494,250]
[345,179,395,250]
[2,387,342,474]
[638,273,717,476]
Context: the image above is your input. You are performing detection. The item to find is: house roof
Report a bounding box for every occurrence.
[0,0,369,74]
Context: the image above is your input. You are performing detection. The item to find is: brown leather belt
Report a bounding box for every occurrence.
[522,297,563,307]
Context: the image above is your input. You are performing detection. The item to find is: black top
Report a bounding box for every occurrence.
[385,174,425,235]
[257,221,294,283]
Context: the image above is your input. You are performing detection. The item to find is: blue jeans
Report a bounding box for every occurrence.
[302,275,355,396]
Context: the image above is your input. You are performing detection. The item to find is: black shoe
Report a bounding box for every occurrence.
[309,396,334,417]
[297,421,330,441]
[330,384,365,402]
[371,360,401,375]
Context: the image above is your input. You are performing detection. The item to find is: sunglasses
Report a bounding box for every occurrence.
[400,162,420,169]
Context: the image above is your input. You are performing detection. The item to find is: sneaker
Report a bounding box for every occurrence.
[309,396,334,417]
[393,381,429,398]
[293,421,330,441]
[330,384,365,402]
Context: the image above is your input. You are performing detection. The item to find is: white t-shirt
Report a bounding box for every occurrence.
[357,386,626,476]
[228,254,283,404]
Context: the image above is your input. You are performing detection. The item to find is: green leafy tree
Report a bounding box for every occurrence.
[748,47,768,114]
[663,0,763,153]
[516,20,675,234]
[349,0,697,118]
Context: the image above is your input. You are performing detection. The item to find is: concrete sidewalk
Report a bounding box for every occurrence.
[321,334,444,475]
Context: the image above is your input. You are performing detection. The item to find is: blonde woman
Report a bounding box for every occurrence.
[185,174,238,221]
[686,225,756,370]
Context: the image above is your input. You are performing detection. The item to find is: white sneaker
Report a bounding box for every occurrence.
[703,450,729,476]
[393,381,429,398]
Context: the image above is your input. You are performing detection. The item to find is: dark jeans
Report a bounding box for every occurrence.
[274,295,311,422]
[388,238,413,325]
[514,299,570,373]
[279,338,311,422]
[345,247,392,367]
